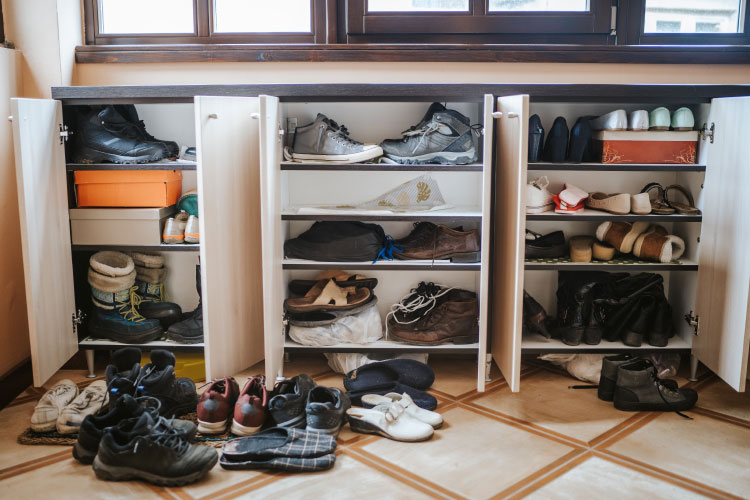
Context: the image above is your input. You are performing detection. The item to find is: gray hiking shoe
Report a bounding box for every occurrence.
[613,359,697,416]
[380,108,480,165]
[289,114,382,163]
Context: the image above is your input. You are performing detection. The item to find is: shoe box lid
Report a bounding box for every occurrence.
[69,206,177,220]
[74,170,183,208]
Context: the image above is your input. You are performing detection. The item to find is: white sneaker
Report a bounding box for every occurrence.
[526,176,554,214]
[30,379,79,432]
[628,110,649,131]
[347,406,434,442]
[57,380,109,434]
[162,211,189,244]
[591,110,627,131]
[184,215,200,244]
[361,392,443,429]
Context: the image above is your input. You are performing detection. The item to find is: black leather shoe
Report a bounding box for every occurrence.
[528,114,545,163]
[542,117,568,163]
[523,290,551,338]
[568,116,594,163]
[525,230,566,258]
[648,296,673,347]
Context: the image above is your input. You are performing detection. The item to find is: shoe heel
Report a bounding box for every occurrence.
[622,331,643,347]
[450,252,481,263]
[568,137,588,163]
[348,418,383,436]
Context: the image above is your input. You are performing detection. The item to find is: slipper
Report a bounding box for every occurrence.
[289,270,378,296]
[596,221,650,254]
[344,359,434,391]
[361,392,443,428]
[585,193,631,215]
[640,183,675,215]
[593,241,616,261]
[221,427,336,461]
[284,278,371,313]
[346,381,437,410]
[630,192,652,215]
[569,236,594,262]
[633,232,685,263]
[664,184,700,215]
[219,454,336,472]
[346,406,434,442]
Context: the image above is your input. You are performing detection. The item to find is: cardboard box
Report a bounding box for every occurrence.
[593,130,699,164]
[74,170,183,207]
[69,206,177,246]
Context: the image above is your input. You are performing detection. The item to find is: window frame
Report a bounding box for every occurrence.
[620,0,750,45]
[83,0,330,45]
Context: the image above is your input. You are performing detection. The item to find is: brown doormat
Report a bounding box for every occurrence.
[17,412,234,449]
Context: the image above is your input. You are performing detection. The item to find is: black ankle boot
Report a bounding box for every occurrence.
[523,290,550,338]
[528,114,545,162]
[166,265,203,344]
[613,359,697,415]
[598,354,636,401]
[542,117,568,163]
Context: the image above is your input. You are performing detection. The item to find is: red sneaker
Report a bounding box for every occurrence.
[196,377,239,434]
[231,376,267,436]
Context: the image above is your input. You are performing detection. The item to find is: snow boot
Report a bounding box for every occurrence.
[131,252,182,328]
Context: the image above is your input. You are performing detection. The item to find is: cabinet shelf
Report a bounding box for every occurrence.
[79,337,204,352]
[524,256,698,271]
[280,161,482,172]
[521,335,691,354]
[72,244,200,252]
[285,339,479,354]
[282,206,482,222]
[66,161,197,171]
[526,209,702,222]
[282,259,481,271]
[528,162,706,172]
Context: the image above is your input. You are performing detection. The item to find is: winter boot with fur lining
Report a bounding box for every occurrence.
[88,251,163,344]
[131,252,182,328]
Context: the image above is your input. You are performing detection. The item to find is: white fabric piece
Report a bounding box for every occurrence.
[324,352,429,375]
[358,174,447,211]
[288,303,383,347]
[539,354,607,384]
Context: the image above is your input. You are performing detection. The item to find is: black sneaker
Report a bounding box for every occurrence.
[93,413,217,486]
[69,106,169,164]
[268,374,315,428]
[306,387,351,436]
[284,221,388,262]
[135,350,198,417]
[73,395,196,464]
[105,347,143,410]
[613,359,697,416]
[114,104,180,158]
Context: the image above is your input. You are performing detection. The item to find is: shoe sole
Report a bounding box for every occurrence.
[72,145,166,165]
[166,332,204,344]
[291,147,383,163]
[306,420,344,437]
[385,148,476,165]
[274,413,306,428]
[613,400,695,412]
[395,251,481,263]
[388,334,479,346]
[526,204,554,214]
[230,420,263,436]
[525,245,567,259]
[348,419,432,442]
[72,442,97,465]
[197,418,229,435]
[92,454,218,486]
[30,422,57,433]
[88,324,163,344]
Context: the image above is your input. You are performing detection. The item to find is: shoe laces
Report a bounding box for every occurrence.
[323,119,362,147]
[373,235,403,263]
[116,286,147,322]
[68,386,106,412]
[134,416,190,455]
[385,282,455,340]
[48,383,74,401]
[404,121,441,155]
[132,364,157,397]
[649,367,693,420]
[141,282,168,303]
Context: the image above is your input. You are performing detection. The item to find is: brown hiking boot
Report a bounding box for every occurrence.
[395,222,480,262]
[386,282,479,345]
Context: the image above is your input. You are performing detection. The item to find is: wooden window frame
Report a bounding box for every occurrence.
[83,0,332,45]
[620,0,750,45]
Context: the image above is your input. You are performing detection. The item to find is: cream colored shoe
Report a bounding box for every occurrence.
[650,107,671,130]
[585,192,631,215]
[671,107,695,131]
[360,392,443,429]
[57,380,109,434]
[347,406,434,442]
[31,379,79,432]
[526,176,554,214]
[162,211,189,244]
[628,110,649,131]
[184,215,200,244]
[630,193,652,215]
[591,110,627,131]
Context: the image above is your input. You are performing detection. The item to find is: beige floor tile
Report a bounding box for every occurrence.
[1,457,162,499]
[524,456,710,500]
[0,401,71,471]
[179,464,269,499]
[606,412,750,498]
[237,453,434,500]
[310,372,346,391]
[471,370,632,444]
[359,406,575,499]
[696,378,750,422]
[430,358,489,398]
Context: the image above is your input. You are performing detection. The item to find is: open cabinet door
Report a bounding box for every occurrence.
[490,95,529,392]
[10,98,77,386]
[195,96,265,380]
[258,95,285,391]
[693,96,750,391]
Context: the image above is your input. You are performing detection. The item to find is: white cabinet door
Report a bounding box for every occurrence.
[693,96,750,391]
[258,95,285,391]
[195,96,265,380]
[10,98,77,386]
[490,95,529,392]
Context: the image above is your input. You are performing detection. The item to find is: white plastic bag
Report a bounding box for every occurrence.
[539,353,607,384]
[324,352,429,375]
[288,301,383,346]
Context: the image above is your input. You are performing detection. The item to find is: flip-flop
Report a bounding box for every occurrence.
[640,183,675,215]
[288,270,377,296]
[664,184,701,215]
[284,278,370,313]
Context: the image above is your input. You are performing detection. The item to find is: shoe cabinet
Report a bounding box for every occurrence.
[11,84,750,395]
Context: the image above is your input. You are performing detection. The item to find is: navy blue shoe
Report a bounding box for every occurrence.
[528,114,545,162]
[344,359,434,392]
[568,116,594,163]
[347,381,437,411]
[542,117,569,163]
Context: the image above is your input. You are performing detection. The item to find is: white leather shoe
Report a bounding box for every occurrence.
[57,380,109,434]
[347,405,434,442]
[591,110,627,131]
[526,176,554,214]
[361,392,443,429]
[628,110,649,131]
[31,379,79,432]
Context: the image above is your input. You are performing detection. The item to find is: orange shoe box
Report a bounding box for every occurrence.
[593,131,699,164]
[74,170,183,207]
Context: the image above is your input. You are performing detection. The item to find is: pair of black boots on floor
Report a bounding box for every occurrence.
[598,354,697,416]
[529,114,595,163]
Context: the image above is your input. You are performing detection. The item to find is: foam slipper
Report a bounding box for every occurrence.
[633,232,686,263]
[569,236,594,262]
[593,241,616,261]
[596,221,650,254]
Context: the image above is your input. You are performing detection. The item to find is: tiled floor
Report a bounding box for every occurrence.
[2,356,749,500]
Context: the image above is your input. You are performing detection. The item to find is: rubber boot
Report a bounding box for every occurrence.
[87,251,163,344]
[130,252,182,328]
[166,265,203,344]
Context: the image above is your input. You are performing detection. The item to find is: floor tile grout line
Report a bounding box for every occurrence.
[216,472,285,500]
[593,449,744,500]
[690,407,750,429]
[592,411,662,448]
[341,447,467,500]
[497,449,593,500]
[588,412,655,449]
[0,449,72,479]
[144,483,181,500]
[165,487,195,500]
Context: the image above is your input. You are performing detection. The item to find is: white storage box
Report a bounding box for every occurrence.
[69,206,177,245]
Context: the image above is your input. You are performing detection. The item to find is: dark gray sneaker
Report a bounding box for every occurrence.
[268,374,315,428]
[306,387,351,435]
[93,413,217,486]
[598,354,637,402]
[613,359,697,416]
[380,108,480,165]
[289,114,382,163]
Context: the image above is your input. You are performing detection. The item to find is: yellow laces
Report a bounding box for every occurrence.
[117,285,146,322]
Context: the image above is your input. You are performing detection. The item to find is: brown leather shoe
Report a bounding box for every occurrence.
[395,222,480,262]
[231,376,267,436]
[387,282,479,345]
[196,376,239,435]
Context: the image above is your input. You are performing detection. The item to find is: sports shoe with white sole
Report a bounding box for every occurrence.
[526,176,554,214]
[196,377,239,435]
[268,374,314,428]
[31,379,79,432]
[57,380,109,434]
[288,114,382,163]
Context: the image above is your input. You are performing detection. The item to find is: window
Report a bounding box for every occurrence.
[368,0,469,12]
[213,0,312,33]
[488,0,588,12]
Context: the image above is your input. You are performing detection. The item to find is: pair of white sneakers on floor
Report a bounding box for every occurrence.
[30,379,109,434]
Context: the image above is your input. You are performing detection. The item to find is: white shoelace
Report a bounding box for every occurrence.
[384,283,456,340]
[404,122,441,155]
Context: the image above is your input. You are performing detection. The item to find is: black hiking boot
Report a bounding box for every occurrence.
[114,104,180,158]
[105,348,143,409]
[135,350,198,417]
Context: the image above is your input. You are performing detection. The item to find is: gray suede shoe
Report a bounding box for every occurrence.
[598,354,637,402]
[289,114,382,162]
[613,359,697,416]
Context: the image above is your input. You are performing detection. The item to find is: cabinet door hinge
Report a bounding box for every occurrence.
[684,311,700,336]
[72,309,85,334]
[59,124,71,144]
[699,123,715,143]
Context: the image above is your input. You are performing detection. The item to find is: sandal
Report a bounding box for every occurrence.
[640,183,675,215]
[664,184,700,215]
[284,278,371,313]
[288,270,377,296]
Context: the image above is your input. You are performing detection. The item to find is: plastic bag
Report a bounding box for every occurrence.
[288,301,382,346]
[648,352,681,379]
[539,353,607,384]
[324,352,429,375]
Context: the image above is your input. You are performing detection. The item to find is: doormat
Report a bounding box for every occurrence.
[17,412,233,449]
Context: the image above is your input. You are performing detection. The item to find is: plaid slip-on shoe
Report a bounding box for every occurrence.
[220,427,336,462]
[219,453,336,472]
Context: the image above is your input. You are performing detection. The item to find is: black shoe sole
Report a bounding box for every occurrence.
[92,454,217,486]
[72,145,166,164]
[613,400,695,412]
[166,331,204,344]
[72,442,97,465]
[525,245,567,259]
[88,324,163,344]
[396,251,481,263]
